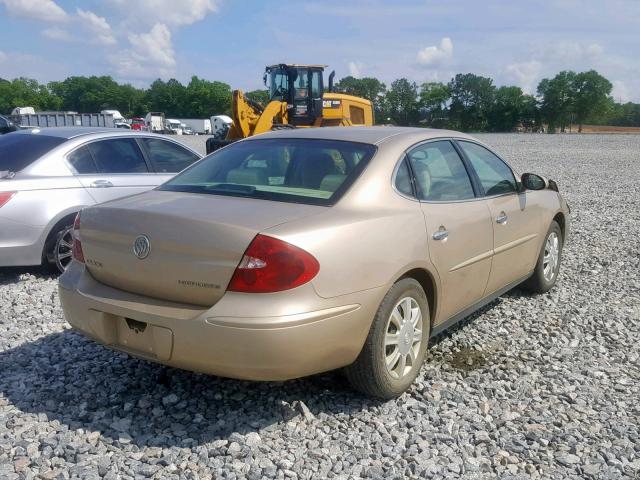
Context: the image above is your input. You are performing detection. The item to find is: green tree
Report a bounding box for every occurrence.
[448,73,495,131]
[571,70,612,132]
[536,71,576,133]
[0,78,61,113]
[487,86,529,132]
[145,78,188,117]
[383,78,419,126]
[418,82,450,127]
[245,89,270,106]
[183,76,232,117]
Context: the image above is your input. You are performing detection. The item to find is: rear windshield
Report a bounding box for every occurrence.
[0,133,66,173]
[159,138,377,206]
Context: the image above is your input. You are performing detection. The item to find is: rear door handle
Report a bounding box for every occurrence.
[90,180,113,188]
[496,212,508,224]
[432,228,449,241]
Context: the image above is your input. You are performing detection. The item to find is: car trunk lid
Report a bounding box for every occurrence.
[80,190,325,306]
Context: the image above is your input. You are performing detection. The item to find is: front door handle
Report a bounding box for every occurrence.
[90,180,114,188]
[496,212,508,224]
[432,227,449,241]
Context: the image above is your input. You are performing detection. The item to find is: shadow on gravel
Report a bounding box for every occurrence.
[0,266,55,285]
[0,329,378,448]
[0,285,530,448]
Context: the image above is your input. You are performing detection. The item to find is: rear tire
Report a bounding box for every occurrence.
[522,221,563,293]
[344,278,430,399]
[43,220,75,274]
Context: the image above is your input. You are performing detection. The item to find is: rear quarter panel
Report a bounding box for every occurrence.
[265,202,431,299]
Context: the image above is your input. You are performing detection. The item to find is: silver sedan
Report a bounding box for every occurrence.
[0,127,201,271]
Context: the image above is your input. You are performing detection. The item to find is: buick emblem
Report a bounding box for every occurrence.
[132,235,151,259]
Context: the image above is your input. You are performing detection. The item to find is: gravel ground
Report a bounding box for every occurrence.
[1,133,639,479]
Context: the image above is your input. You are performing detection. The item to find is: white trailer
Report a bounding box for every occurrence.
[145,112,165,133]
[177,118,211,135]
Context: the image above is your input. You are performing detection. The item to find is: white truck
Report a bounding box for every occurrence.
[210,115,233,139]
[11,106,36,116]
[177,118,211,135]
[164,119,183,135]
[145,112,165,133]
[101,109,124,121]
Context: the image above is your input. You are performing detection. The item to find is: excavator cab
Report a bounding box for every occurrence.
[264,64,327,126]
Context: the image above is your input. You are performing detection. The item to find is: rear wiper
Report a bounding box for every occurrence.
[0,170,16,179]
[205,183,257,194]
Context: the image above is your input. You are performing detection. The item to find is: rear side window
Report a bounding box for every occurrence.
[394,159,414,197]
[0,134,66,173]
[407,140,475,201]
[458,141,517,196]
[160,138,376,206]
[139,138,200,173]
[87,138,149,174]
[67,146,97,174]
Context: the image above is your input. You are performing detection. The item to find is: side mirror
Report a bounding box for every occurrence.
[521,172,547,191]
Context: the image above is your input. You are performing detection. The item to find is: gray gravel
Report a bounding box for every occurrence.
[1,133,639,479]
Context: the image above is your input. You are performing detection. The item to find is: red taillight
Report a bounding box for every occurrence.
[228,234,320,293]
[0,191,16,208]
[71,212,84,264]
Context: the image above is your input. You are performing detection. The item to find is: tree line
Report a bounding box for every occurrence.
[1,70,638,132]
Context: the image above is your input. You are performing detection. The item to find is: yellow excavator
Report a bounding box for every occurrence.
[206,64,374,153]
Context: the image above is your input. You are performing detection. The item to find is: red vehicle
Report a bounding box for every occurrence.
[130,117,146,131]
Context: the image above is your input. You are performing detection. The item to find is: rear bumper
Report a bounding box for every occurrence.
[59,263,382,380]
[0,216,46,266]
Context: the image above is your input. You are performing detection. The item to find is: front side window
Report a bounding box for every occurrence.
[87,138,149,174]
[269,69,288,100]
[0,116,7,128]
[458,141,517,196]
[160,138,376,206]
[407,140,475,201]
[140,138,199,173]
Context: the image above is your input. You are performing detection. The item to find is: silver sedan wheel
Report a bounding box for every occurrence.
[55,226,74,272]
[543,231,559,282]
[384,296,423,379]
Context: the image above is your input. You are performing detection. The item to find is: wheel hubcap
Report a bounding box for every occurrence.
[384,297,423,379]
[543,232,559,282]
[55,227,74,272]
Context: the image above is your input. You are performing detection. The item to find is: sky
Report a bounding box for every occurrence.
[0,0,638,102]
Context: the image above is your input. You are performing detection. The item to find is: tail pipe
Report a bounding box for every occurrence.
[328,70,335,92]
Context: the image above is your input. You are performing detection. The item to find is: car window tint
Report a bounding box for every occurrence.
[87,138,148,174]
[67,146,97,174]
[458,141,517,196]
[160,139,376,206]
[407,140,475,201]
[140,138,200,173]
[0,117,7,128]
[394,158,414,197]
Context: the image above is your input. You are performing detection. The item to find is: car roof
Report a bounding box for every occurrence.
[11,127,147,140]
[251,126,477,145]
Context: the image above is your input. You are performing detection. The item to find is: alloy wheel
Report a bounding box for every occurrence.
[55,227,74,272]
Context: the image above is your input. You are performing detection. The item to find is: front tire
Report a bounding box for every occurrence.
[345,278,430,399]
[523,221,563,293]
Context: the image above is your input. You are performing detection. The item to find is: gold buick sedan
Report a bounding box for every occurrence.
[59,127,569,398]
